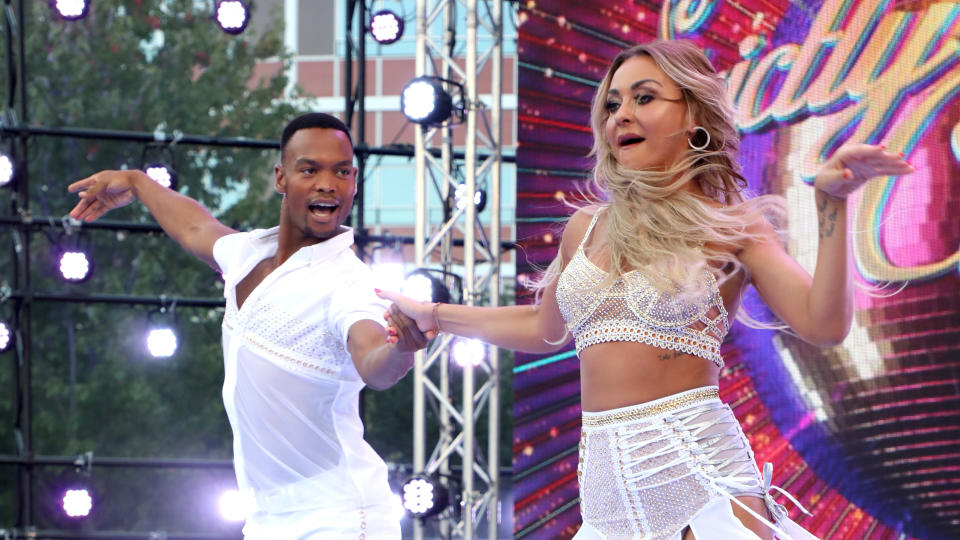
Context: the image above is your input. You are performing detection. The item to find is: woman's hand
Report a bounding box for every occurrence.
[814,143,914,199]
[376,289,438,339]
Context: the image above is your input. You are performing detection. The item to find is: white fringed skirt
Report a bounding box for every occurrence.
[573,386,819,540]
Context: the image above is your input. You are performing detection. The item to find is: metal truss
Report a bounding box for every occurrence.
[411,1,504,539]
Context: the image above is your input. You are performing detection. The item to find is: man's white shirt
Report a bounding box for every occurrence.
[213,226,394,519]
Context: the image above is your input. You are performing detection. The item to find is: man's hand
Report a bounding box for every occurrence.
[814,143,914,199]
[68,170,143,222]
[375,289,437,339]
[385,305,430,351]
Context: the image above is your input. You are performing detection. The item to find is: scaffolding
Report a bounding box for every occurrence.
[410,1,504,539]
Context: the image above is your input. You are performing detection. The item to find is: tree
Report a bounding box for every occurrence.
[1,0,300,531]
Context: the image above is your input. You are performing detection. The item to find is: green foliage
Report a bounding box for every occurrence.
[0,0,300,530]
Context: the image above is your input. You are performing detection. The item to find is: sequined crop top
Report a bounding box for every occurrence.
[555,211,729,368]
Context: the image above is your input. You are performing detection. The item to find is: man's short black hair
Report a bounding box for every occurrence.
[280,113,354,161]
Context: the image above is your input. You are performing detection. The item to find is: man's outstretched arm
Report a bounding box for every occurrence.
[69,170,237,271]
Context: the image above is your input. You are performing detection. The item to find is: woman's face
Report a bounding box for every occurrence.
[603,55,692,172]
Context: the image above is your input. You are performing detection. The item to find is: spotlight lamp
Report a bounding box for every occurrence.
[402,268,459,304]
[0,148,14,188]
[51,0,90,20]
[454,183,487,213]
[60,452,95,521]
[147,302,178,358]
[62,486,94,519]
[0,320,13,353]
[53,232,94,283]
[214,0,250,35]
[452,337,485,368]
[400,473,449,519]
[370,9,404,45]
[401,77,464,127]
[140,143,178,190]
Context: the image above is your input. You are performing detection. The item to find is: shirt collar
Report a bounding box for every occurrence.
[250,226,355,264]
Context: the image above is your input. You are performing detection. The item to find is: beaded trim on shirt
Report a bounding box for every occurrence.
[581,387,720,427]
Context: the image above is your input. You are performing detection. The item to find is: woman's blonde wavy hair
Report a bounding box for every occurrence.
[532,39,787,327]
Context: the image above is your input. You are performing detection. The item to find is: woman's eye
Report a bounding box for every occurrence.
[604,101,621,112]
[635,94,654,105]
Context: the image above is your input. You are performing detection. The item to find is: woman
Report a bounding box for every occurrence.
[379,40,912,540]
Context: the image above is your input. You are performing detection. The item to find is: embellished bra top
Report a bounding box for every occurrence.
[555,211,729,368]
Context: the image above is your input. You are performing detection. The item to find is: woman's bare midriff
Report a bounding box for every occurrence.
[578,340,721,412]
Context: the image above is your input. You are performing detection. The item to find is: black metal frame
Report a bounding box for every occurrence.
[0,2,513,537]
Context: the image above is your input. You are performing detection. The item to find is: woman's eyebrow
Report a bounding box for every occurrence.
[607,78,664,96]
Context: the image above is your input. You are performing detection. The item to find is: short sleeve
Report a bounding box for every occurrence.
[212,232,249,279]
[328,258,391,347]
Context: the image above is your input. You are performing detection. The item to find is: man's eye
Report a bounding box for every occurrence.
[604,101,620,113]
[337,168,352,176]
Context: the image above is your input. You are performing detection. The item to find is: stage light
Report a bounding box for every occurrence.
[144,163,177,189]
[146,327,177,358]
[214,0,249,35]
[452,337,485,367]
[0,320,13,353]
[370,10,404,44]
[402,269,454,304]
[62,487,93,519]
[401,474,448,519]
[218,489,253,522]
[455,183,487,212]
[57,250,93,283]
[52,0,89,20]
[401,77,460,126]
[371,262,407,294]
[147,304,178,358]
[140,143,178,189]
[0,151,13,188]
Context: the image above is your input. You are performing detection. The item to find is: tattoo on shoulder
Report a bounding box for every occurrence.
[657,350,686,361]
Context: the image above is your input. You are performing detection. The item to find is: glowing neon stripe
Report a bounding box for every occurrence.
[832,0,891,90]
[513,349,577,373]
[867,15,914,83]
[517,61,599,87]
[917,5,959,65]
[793,45,834,101]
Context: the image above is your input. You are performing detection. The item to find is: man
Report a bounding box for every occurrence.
[69,113,425,538]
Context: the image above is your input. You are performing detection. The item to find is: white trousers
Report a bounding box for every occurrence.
[573,386,819,540]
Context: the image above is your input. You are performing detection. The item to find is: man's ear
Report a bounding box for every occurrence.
[274,163,286,195]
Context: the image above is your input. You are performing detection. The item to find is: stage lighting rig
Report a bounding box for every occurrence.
[58,452,95,521]
[218,488,254,522]
[400,473,449,520]
[140,143,178,190]
[452,337,485,368]
[402,268,460,305]
[401,77,465,126]
[0,319,13,353]
[370,9,404,45]
[214,0,250,35]
[146,301,178,358]
[52,225,94,283]
[0,146,14,188]
[51,0,90,20]
[454,182,487,213]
